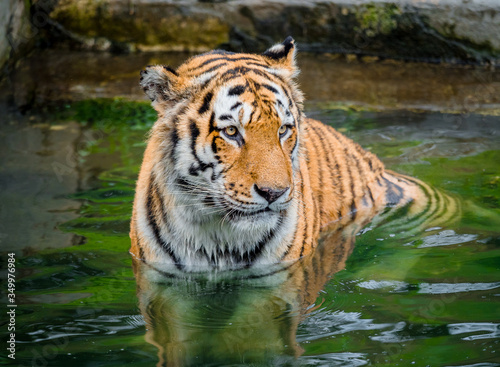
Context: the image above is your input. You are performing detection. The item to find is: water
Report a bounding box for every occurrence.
[1,76,500,365]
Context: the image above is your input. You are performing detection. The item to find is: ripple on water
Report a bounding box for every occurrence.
[24,315,145,343]
[404,230,478,248]
[356,280,500,295]
[301,352,368,366]
[418,282,500,294]
[357,280,408,292]
[297,311,393,342]
[448,322,500,341]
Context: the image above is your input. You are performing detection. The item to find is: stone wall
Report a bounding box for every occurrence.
[1,0,499,71]
[44,0,499,64]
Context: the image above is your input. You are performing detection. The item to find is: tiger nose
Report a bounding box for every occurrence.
[254,185,288,204]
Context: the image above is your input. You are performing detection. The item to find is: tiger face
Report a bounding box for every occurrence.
[203,77,298,219]
[140,38,303,230]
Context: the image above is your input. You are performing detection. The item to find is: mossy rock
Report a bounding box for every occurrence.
[50,0,229,50]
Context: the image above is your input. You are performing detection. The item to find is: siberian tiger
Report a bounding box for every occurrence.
[130,37,456,273]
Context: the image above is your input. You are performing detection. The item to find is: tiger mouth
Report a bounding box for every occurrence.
[225,207,274,221]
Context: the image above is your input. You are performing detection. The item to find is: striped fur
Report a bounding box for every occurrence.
[130,37,457,272]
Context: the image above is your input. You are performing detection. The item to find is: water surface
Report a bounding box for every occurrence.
[1,91,499,366]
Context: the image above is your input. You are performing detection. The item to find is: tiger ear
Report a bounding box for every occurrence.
[140,65,182,109]
[262,36,298,78]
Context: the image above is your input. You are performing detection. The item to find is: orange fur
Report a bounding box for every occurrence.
[130,38,453,271]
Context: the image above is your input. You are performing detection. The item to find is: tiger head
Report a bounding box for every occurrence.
[140,37,303,229]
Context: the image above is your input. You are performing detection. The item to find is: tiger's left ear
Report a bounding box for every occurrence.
[262,36,298,78]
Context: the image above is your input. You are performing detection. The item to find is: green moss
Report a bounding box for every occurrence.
[50,0,102,38]
[354,3,401,37]
[50,0,229,49]
[55,98,156,128]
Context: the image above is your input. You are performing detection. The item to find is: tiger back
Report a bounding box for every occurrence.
[130,37,458,272]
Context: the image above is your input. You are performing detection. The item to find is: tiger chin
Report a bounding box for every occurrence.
[130,37,442,273]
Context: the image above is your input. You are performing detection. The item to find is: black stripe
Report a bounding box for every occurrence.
[375,179,434,230]
[290,134,299,159]
[350,201,357,220]
[135,226,146,261]
[367,186,375,206]
[305,140,321,235]
[350,145,375,208]
[162,65,178,76]
[279,84,294,108]
[175,176,195,191]
[228,85,246,96]
[299,170,309,258]
[199,62,228,76]
[210,135,220,159]
[353,144,375,207]
[383,177,404,206]
[230,102,242,111]
[188,56,261,72]
[153,180,180,239]
[262,84,279,94]
[197,70,284,96]
[247,108,257,125]
[309,124,338,219]
[246,62,272,69]
[208,112,216,134]
[198,91,213,115]
[345,148,357,220]
[190,120,200,155]
[323,127,349,218]
[170,126,179,160]
[169,105,188,162]
[137,241,145,260]
[189,120,214,176]
[242,215,283,266]
[146,178,183,269]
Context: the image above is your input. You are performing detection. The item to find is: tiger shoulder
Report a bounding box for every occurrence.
[130,37,450,272]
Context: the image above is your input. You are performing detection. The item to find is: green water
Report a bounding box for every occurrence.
[1,101,499,366]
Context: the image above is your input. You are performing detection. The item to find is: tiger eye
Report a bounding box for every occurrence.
[225,126,237,136]
[279,125,288,135]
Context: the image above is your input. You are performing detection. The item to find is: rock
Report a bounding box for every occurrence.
[2,0,500,75]
[40,0,500,64]
[0,0,33,74]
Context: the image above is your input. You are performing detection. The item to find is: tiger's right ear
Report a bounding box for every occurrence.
[140,65,182,108]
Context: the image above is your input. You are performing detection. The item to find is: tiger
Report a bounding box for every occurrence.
[130,36,457,273]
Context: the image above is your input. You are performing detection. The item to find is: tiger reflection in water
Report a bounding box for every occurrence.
[130,37,458,365]
[134,220,361,366]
